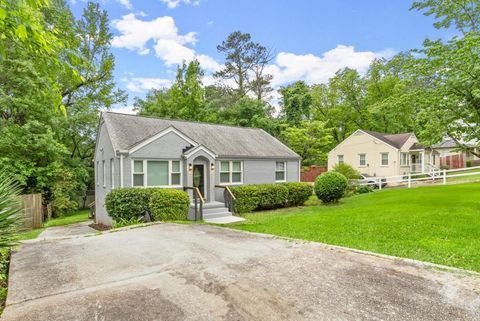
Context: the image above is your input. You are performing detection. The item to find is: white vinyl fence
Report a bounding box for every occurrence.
[357,165,480,189]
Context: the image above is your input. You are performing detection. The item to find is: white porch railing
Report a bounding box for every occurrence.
[357,165,480,190]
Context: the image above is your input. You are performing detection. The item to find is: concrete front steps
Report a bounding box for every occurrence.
[191,201,245,224]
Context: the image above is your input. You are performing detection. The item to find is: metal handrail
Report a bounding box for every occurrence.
[215,185,236,213]
[183,186,205,220]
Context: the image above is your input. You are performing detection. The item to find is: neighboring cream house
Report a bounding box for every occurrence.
[327,130,439,177]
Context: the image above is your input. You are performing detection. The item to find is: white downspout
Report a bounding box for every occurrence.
[120,154,124,187]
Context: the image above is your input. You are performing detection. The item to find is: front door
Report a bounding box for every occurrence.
[193,164,206,199]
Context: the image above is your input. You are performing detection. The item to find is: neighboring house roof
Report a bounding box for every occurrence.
[409,143,425,150]
[102,112,300,159]
[432,139,478,149]
[363,130,413,149]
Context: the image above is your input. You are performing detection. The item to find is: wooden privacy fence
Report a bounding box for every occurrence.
[20,193,43,229]
[301,165,327,182]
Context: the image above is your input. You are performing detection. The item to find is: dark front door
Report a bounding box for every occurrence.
[193,164,205,199]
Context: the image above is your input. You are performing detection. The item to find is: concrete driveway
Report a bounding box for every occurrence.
[2,224,479,321]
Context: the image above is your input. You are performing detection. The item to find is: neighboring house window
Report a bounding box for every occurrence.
[220,161,243,184]
[133,160,182,187]
[400,152,409,166]
[358,154,366,166]
[102,160,106,188]
[381,153,389,166]
[275,161,286,182]
[337,155,344,164]
[110,158,114,188]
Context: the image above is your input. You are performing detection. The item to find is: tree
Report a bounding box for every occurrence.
[0,173,21,249]
[135,60,211,121]
[219,97,276,132]
[408,0,480,156]
[282,121,332,166]
[215,31,273,99]
[279,81,312,126]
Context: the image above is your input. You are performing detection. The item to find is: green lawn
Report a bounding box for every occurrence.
[446,168,480,183]
[17,209,90,241]
[226,183,480,272]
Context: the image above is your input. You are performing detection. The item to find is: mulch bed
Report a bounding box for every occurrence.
[88,223,111,231]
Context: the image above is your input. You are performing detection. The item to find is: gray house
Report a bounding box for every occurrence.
[95,112,301,225]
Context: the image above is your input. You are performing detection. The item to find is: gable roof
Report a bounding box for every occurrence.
[363,130,413,149]
[102,112,300,159]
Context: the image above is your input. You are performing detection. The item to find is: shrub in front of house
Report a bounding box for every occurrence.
[357,185,374,194]
[105,188,154,221]
[256,184,289,210]
[229,185,259,214]
[314,172,348,203]
[332,163,361,179]
[149,189,190,221]
[230,182,313,214]
[283,182,313,206]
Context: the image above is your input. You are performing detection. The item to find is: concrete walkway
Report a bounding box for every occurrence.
[2,224,480,321]
[37,221,96,239]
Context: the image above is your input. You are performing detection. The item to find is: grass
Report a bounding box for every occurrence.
[446,167,480,183]
[16,209,90,241]
[225,183,480,272]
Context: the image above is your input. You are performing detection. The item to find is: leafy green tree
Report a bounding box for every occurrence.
[219,97,276,131]
[282,121,332,166]
[408,0,480,156]
[279,81,312,126]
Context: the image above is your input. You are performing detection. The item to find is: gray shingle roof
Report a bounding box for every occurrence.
[363,130,413,149]
[102,112,300,159]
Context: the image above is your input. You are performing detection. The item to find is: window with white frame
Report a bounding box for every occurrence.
[110,158,114,188]
[102,160,106,187]
[337,155,344,164]
[220,161,242,184]
[381,153,389,166]
[96,161,99,186]
[133,160,181,187]
[358,154,366,166]
[275,161,286,182]
[400,152,409,166]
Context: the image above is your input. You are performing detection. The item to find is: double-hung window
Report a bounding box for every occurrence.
[400,152,409,166]
[220,161,242,184]
[381,153,389,166]
[358,154,366,166]
[133,160,182,187]
[337,155,344,164]
[275,161,286,182]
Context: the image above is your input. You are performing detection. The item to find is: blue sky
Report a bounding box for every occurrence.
[69,0,450,112]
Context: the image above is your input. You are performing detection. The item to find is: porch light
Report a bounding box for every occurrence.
[188,163,193,172]
[211,163,215,171]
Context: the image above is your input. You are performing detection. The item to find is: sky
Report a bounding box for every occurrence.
[69,0,450,113]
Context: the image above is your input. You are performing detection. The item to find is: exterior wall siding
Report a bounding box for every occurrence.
[94,122,117,226]
[328,131,400,177]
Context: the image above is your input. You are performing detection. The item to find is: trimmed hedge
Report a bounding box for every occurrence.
[283,182,313,206]
[314,171,348,203]
[149,189,190,221]
[105,188,154,221]
[105,187,190,222]
[230,182,312,214]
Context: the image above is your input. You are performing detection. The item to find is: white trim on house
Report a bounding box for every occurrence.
[129,126,198,154]
[131,159,183,188]
[218,160,244,186]
[110,158,114,188]
[183,144,217,159]
[120,154,124,187]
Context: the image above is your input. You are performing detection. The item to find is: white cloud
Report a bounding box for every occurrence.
[112,14,221,71]
[125,77,172,93]
[159,0,200,9]
[266,45,395,87]
[116,0,132,9]
[112,105,136,115]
